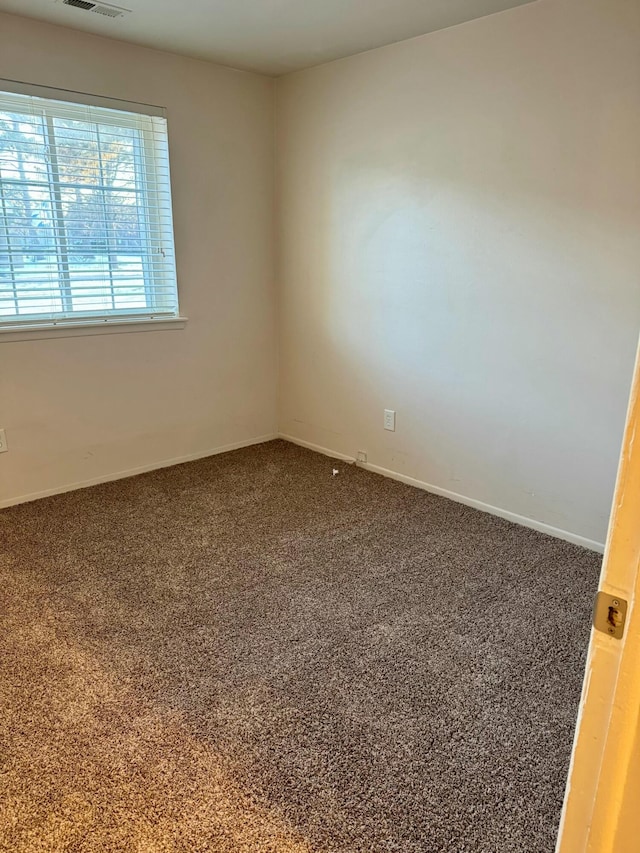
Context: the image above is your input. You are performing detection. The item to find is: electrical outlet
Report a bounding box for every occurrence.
[384,409,396,431]
[0,429,7,453]
[357,450,367,463]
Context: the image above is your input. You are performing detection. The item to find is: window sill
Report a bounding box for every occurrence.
[0,316,188,342]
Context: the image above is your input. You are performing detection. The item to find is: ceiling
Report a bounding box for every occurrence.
[0,0,536,76]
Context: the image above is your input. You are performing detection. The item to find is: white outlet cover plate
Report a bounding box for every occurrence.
[384,409,396,431]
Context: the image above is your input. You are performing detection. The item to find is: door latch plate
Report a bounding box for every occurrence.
[593,592,627,639]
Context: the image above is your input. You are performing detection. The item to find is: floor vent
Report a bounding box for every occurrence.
[62,0,130,18]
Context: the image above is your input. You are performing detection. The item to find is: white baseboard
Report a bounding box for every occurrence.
[278,433,605,554]
[4,430,606,554]
[0,433,279,509]
[278,433,357,463]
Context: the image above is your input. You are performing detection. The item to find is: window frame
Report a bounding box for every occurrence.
[0,79,186,341]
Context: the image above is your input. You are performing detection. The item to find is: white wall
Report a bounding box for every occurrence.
[276,0,640,546]
[0,12,277,504]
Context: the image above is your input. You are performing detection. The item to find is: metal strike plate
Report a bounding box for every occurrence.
[593,592,627,639]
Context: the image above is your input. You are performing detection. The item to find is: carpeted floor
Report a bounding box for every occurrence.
[0,439,601,852]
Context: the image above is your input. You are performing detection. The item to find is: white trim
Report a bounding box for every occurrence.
[0,316,188,342]
[278,433,605,553]
[278,433,357,463]
[2,428,605,553]
[0,77,165,117]
[0,433,278,509]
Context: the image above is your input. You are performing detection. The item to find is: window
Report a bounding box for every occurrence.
[0,81,181,335]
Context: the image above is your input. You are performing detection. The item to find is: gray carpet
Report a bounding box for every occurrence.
[0,439,600,852]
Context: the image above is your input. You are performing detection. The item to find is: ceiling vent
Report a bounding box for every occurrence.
[62,0,130,18]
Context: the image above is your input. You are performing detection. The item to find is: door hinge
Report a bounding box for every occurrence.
[593,592,628,639]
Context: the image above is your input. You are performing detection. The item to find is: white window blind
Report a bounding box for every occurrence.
[0,81,179,330]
